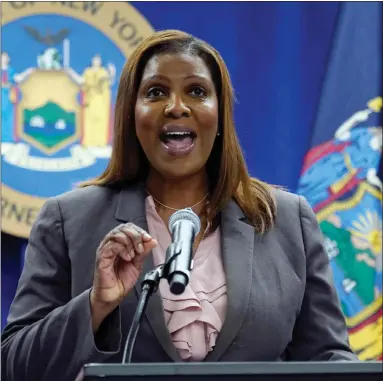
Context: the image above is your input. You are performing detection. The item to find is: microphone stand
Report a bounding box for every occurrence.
[121,242,183,364]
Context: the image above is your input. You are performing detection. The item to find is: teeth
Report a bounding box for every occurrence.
[165,132,191,136]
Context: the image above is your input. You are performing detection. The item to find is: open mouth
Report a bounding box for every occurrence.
[159,126,197,156]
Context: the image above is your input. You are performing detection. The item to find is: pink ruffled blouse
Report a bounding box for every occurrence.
[145,196,227,361]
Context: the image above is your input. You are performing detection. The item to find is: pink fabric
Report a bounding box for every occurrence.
[145,196,227,361]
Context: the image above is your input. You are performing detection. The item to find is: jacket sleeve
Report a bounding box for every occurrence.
[1,198,122,381]
[286,195,359,361]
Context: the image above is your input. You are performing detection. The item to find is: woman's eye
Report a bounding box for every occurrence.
[147,87,165,98]
[189,86,206,98]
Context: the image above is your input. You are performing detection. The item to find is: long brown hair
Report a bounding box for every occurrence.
[82,30,276,233]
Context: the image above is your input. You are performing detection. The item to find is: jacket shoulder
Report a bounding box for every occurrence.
[272,187,301,218]
[45,185,121,223]
[54,185,118,209]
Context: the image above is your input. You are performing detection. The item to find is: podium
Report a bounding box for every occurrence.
[82,361,382,381]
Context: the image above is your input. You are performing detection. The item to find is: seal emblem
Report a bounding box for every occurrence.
[1,2,154,238]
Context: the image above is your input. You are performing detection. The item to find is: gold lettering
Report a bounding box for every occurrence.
[2,198,39,227]
[26,207,38,227]
[110,11,141,45]
[82,2,103,15]
[130,36,144,47]
[110,10,125,29]
[10,2,35,9]
[8,203,24,223]
[119,23,136,41]
[50,2,102,15]
[59,1,79,10]
[1,198,9,215]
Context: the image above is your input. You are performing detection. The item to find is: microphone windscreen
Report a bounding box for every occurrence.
[168,208,201,235]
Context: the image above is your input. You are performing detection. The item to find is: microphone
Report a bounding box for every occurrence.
[166,208,201,295]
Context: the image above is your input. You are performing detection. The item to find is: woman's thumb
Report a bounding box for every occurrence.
[143,238,158,253]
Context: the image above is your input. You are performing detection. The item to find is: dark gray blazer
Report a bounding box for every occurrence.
[1,183,357,381]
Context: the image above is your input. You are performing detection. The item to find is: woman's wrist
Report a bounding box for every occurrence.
[89,289,119,333]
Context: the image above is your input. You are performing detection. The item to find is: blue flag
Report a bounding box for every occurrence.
[297,2,382,360]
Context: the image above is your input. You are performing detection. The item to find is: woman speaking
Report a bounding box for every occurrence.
[1,30,357,381]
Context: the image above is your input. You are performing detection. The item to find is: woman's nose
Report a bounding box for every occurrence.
[164,94,191,118]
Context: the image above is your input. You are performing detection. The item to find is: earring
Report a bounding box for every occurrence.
[217,131,220,136]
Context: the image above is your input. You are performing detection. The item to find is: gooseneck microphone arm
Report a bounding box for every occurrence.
[121,264,163,364]
[121,208,201,364]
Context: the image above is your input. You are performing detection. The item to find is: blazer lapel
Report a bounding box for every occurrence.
[205,200,255,361]
[115,186,256,362]
[115,184,182,362]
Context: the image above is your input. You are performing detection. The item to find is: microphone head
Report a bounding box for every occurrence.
[168,208,201,235]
